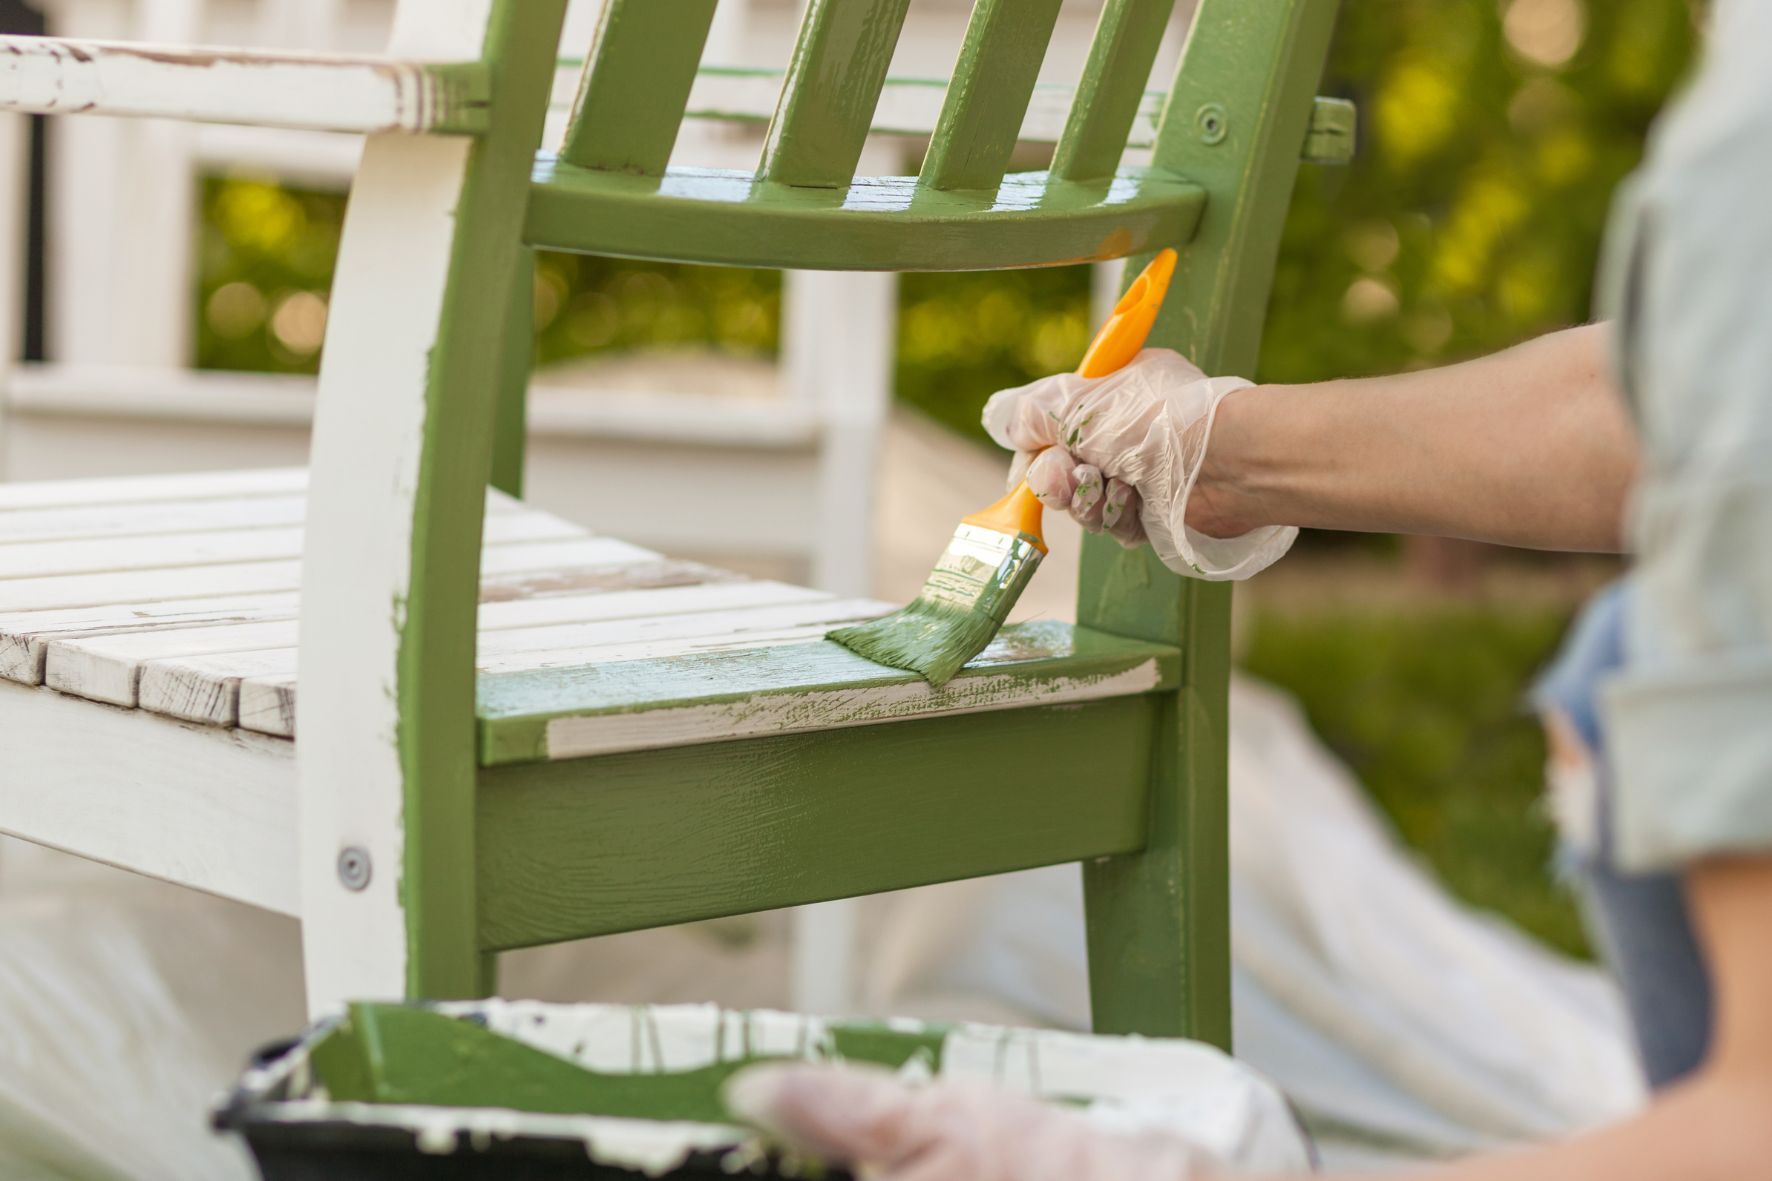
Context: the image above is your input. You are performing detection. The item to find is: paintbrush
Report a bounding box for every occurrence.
[829,248,1177,686]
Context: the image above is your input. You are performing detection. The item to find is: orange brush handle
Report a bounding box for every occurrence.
[961,247,1177,552]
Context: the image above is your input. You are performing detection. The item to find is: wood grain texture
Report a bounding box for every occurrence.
[0,504,579,578]
[477,622,1177,764]
[758,0,915,189]
[0,466,306,510]
[0,536,653,613]
[143,646,294,726]
[48,618,301,707]
[560,0,717,175]
[237,619,881,739]
[475,697,1160,950]
[526,162,1205,271]
[0,678,297,914]
[0,493,309,542]
[98,593,881,728]
[1,546,733,695]
[0,35,489,134]
[1051,0,1178,182]
[917,0,1066,192]
[35,578,810,706]
[0,591,301,685]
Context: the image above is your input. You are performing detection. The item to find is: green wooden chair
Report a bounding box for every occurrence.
[0,0,1346,1044]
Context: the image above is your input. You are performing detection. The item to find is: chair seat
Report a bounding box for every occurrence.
[0,468,1179,766]
[526,161,1207,272]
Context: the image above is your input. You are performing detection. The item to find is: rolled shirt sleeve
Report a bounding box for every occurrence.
[1598,0,1772,872]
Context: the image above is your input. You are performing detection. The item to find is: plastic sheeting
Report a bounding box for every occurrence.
[0,677,1643,1178]
[861,678,1645,1166]
[0,848,302,1181]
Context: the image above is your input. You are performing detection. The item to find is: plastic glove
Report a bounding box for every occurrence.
[981,348,1296,581]
[725,1062,1219,1181]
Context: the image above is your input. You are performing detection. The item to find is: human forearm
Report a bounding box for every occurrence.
[1191,324,1637,551]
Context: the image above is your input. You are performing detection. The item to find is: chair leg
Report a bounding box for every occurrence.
[1080,686,1232,1050]
[791,898,859,1015]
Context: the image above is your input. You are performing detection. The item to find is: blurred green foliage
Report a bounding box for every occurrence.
[197,178,342,372]
[196,177,783,375]
[1263,0,1695,385]
[1241,602,1590,957]
[529,254,779,366]
[894,268,1093,432]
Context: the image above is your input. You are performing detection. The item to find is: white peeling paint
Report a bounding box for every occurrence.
[0,678,298,914]
[0,35,475,134]
[296,123,477,1011]
[543,658,1165,759]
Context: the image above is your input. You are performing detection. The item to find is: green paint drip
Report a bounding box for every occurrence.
[828,523,1043,686]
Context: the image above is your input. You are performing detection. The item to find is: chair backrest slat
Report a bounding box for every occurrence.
[758,0,914,189]
[1051,0,1177,182]
[917,0,1065,192]
[560,0,718,175]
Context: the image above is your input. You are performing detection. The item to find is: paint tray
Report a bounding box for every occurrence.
[215,1000,1315,1179]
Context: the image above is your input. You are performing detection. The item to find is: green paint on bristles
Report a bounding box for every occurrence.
[828,522,1044,686]
[828,596,1006,687]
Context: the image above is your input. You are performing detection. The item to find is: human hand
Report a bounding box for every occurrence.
[981,348,1295,580]
[725,1062,1218,1181]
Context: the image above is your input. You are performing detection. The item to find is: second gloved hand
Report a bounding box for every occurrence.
[981,348,1296,581]
[726,1063,1218,1181]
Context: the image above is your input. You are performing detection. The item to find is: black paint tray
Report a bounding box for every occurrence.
[216,999,1315,1178]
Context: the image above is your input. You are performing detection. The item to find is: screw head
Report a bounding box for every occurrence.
[337,846,372,892]
[1195,103,1229,145]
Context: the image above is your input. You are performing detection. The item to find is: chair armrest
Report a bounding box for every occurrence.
[0,35,488,135]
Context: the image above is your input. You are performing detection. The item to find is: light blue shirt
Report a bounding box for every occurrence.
[1598,0,1772,871]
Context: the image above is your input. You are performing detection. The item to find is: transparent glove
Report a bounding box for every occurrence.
[981,348,1296,581]
[726,1063,1219,1181]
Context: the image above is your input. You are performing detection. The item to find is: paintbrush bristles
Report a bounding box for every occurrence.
[828,597,1007,687]
[828,524,1044,686]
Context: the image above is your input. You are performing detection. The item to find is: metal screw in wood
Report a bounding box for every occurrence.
[337,846,373,892]
[1195,103,1228,144]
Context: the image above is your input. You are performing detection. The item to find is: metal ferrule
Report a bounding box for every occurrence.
[919,524,1045,625]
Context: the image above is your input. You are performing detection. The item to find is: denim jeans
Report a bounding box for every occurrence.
[1536,583,1712,1089]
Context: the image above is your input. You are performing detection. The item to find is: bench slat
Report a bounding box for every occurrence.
[39,580,824,706]
[150,596,886,730]
[0,567,747,687]
[0,537,657,612]
[0,510,579,580]
[0,592,303,685]
[0,496,309,543]
[476,621,1179,765]
[0,467,306,511]
[1052,0,1179,182]
[0,490,523,544]
[560,0,718,176]
[758,0,915,189]
[917,0,1066,192]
